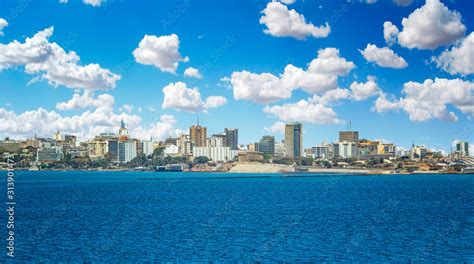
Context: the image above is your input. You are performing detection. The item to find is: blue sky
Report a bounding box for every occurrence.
[0,0,473,151]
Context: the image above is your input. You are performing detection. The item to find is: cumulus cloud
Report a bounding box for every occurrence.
[162,82,227,112]
[264,121,286,134]
[229,47,355,104]
[0,18,8,37]
[396,0,466,49]
[349,76,381,101]
[374,78,474,122]
[264,99,342,125]
[0,94,179,141]
[183,67,202,79]
[360,44,408,69]
[0,27,120,90]
[259,1,330,40]
[133,34,188,74]
[383,21,399,46]
[55,91,115,111]
[83,0,105,7]
[433,32,474,76]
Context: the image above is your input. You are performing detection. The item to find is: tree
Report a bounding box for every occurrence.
[194,156,210,164]
[152,147,165,159]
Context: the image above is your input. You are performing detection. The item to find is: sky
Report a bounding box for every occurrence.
[0,0,473,152]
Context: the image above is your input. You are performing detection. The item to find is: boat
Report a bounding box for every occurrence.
[155,164,184,172]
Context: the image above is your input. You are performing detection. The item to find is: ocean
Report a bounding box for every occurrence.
[2,171,473,262]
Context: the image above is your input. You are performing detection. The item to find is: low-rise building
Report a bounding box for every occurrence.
[193,146,237,162]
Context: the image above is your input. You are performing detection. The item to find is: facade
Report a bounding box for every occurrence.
[107,139,119,160]
[37,147,62,162]
[177,134,194,156]
[190,125,207,147]
[259,135,275,155]
[207,136,224,147]
[193,146,236,162]
[88,138,108,158]
[164,144,179,156]
[456,141,469,157]
[312,144,332,159]
[285,123,303,158]
[411,145,428,160]
[238,151,264,162]
[274,141,286,157]
[247,143,259,152]
[339,131,359,142]
[358,140,396,159]
[334,141,357,159]
[118,140,137,163]
[224,128,238,150]
[142,140,154,156]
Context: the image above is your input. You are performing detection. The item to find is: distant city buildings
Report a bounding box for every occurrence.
[259,135,275,155]
[285,123,303,158]
[274,141,286,157]
[456,141,469,157]
[190,124,207,147]
[224,128,238,150]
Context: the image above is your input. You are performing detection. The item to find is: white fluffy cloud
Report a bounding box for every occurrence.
[264,121,286,134]
[374,78,474,122]
[360,44,408,69]
[0,27,120,90]
[229,47,355,104]
[259,1,330,40]
[349,76,381,101]
[383,21,399,46]
[0,93,179,141]
[433,32,474,76]
[396,0,466,49]
[279,0,296,4]
[264,99,342,125]
[0,18,8,36]
[133,34,188,74]
[83,0,104,7]
[162,82,227,112]
[55,91,115,111]
[183,67,202,79]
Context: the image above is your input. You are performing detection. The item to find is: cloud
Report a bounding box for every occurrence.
[0,93,179,141]
[264,121,286,134]
[264,99,342,125]
[279,0,296,4]
[83,0,104,7]
[162,82,227,112]
[0,18,7,37]
[396,0,466,50]
[309,88,351,105]
[229,47,355,104]
[133,34,188,74]
[349,76,381,101]
[55,91,114,111]
[259,1,330,40]
[374,78,474,122]
[360,44,408,69]
[183,67,202,79]
[0,27,120,90]
[383,21,399,46]
[432,32,474,76]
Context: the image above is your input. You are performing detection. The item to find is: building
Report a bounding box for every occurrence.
[339,131,359,143]
[411,145,428,160]
[37,147,62,162]
[118,118,129,139]
[177,134,193,156]
[190,125,207,147]
[118,140,137,163]
[142,140,154,156]
[88,137,109,158]
[456,141,470,157]
[224,128,238,150]
[285,123,303,158]
[164,144,179,156]
[312,143,332,159]
[334,141,357,159]
[207,136,224,147]
[238,151,264,162]
[274,141,286,157]
[259,135,275,155]
[247,143,259,152]
[358,139,396,160]
[193,146,237,162]
[107,139,119,160]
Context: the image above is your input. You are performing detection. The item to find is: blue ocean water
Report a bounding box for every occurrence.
[1,171,473,262]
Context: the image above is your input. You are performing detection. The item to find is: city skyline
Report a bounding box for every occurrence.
[0,0,473,153]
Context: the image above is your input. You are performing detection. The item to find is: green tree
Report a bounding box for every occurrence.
[193,156,210,164]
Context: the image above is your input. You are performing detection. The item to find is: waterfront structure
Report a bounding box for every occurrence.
[118,140,137,163]
[259,135,275,155]
[238,151,264,162]
[274,141,286,157]
[456,141,470,157]
[224,128,238,150]
[190,124,207,147]
[192,146,237,162]
[333,141,357,159]
[37,147,62,162]
[285,123,303,158]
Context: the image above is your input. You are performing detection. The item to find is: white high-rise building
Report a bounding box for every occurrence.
[118,140,137,163]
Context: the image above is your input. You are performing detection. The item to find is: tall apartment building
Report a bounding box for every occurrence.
[456,141,470,157]
[285,122,303,158]
[118,140,137,163]
[224,128,238,150]
[259,135,275,155]
[190,125,207,147]
[339,131,359,143]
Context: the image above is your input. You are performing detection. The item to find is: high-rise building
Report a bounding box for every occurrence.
[339,131,359,143]
[259,135,275,155]
[456,141,470,157]
[285,122,303,158]
[118,140,137,163]
[190,125,207,147]
[274,141,286,157]
[224,128,238,150]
